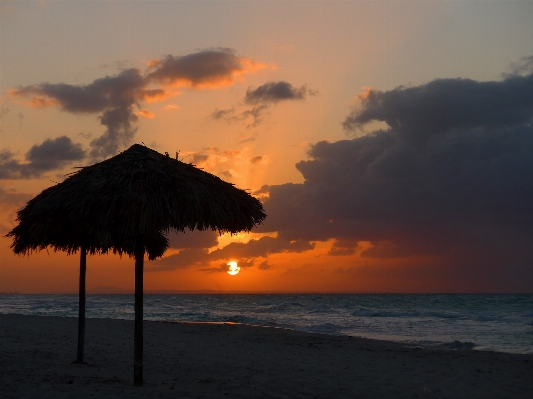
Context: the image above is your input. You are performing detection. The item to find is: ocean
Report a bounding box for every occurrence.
[1,293,532,354]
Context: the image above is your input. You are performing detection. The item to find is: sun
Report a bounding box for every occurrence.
[227,261,240,275]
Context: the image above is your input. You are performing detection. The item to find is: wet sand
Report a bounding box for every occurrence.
[1,314,531,398]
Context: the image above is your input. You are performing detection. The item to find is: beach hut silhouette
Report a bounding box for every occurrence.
[7,143,266,386]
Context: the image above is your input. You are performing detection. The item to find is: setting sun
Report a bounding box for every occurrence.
[227,261,240,276]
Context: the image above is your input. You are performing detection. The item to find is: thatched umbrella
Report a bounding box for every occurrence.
[7,143,266,386]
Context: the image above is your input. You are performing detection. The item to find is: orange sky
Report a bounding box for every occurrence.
[1,1,533,293]
[1,236,481,294]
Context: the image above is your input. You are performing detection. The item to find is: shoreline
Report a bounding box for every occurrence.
[2,311,530,355]
[163,320,526,355]
[1,314,532,398]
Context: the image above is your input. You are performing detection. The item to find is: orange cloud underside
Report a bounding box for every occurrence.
[135,109,155,119]
[135,89,178,102]
[154,58,274,89]
[163,104,179,111]
[354,86,374,103]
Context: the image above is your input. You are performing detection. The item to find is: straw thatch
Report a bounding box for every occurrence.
[7,143,266,258]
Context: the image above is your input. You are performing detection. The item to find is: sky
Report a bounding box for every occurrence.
[1,0,532,294]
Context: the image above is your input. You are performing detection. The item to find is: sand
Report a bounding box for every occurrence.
[0,314,531,398]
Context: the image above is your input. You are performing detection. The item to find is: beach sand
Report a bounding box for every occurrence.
[0,314,531,398]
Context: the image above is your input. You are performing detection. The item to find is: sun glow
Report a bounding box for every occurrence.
[227,261,240,275]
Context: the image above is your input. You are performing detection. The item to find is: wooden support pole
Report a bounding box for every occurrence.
[75,244,87,364]
[134,237,144,387]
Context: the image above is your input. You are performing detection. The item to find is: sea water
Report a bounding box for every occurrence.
[1,294,531,354]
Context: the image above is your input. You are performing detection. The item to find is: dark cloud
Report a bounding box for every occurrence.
[327,239,359,256]
[249,155,263,164]
[257,72,533,291]
[152,236,314,271]
[90,107,138,159]
[10,50,268,160]
[343,73,533,146]
[0,136,86,179]
[253,185,270,196]
[147,49,267,87]
[211,107,236,121]
[153,248,210,269]
[211,105,268,129]
[505,55,533,78]
[244,81,315,105]
[241,105,269,129]
[258,260,272,270]
[10,68,146,159]
[213,81,316,131]
[208,236,314,260]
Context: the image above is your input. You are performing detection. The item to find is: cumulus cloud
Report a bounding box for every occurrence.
[213,80,317,130]
[0,136,86,179]
[343,73,533,146]
[10,68,147,159]
[146,49,270,88]
[256,71,533,291]
[9,50,270,160]
[244,81,313,105]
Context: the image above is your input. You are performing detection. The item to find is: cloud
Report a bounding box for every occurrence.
[0,186,33,233]
[209,236,314,260]
[240,105,269,129]
[146,49,270,88]
[212,80,317,130]
[257,260,272,270]
[327,238,360,256]
[256,71,533,291]
[183,147,267,182]
[211,107,236,121]
[0,136,86,179]
[135,109,155,119]
[343,73,533,146]
[153,235,314,271]
[10,68,146,159]
[211,105,269,129]
[504,55,533,78]
[163,104,179,111]
[244,81,314,105]
[249,155,264,164]
[9,50,270,160]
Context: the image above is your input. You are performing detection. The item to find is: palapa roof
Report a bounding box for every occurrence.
[7,144,266,260]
